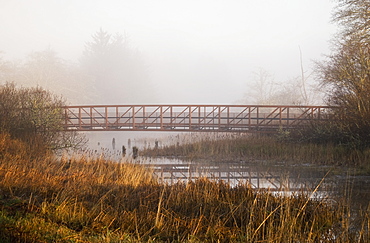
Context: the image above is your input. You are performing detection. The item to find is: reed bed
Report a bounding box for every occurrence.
[143,133,370,167]
[0,134,369,242]
[0,162,367,241]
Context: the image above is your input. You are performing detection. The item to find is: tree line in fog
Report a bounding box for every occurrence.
[2,0,370,148]
[0,28,153,105]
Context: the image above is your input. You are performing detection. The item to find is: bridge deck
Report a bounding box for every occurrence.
[63,105,332,133]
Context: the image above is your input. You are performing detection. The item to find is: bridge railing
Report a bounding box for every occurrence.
[63,105,333,132]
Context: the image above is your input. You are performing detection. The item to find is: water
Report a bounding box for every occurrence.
[82,131,370,210]
[83,131,182,157]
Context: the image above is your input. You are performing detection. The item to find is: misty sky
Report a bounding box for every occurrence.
[0,0,336,104]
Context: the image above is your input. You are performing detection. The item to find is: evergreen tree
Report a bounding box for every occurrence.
[81,28,152,104]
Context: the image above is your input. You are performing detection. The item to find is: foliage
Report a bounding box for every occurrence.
[316,0,370,147]
[0,133,29,160]
[0,145,368,242]
[0,83,85,153]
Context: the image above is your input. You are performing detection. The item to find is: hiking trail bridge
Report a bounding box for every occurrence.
[63,105,333,133]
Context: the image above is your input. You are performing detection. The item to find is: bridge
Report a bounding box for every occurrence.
[150,162,294,190]
[63,105,333,133]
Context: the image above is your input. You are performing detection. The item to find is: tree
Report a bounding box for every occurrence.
[0,53,19,83]
[0,49,97,104]
[316,0,370,146]
[81,28,153,104]
[333,0,370,42]
[247,68,276,105]
[244,67,320,105]
[21,49,97,104]
[0,82,86,154]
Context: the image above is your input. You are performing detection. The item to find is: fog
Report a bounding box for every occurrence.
[0,0,336,105]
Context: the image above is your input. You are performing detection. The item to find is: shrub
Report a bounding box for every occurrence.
[0,82,85,155]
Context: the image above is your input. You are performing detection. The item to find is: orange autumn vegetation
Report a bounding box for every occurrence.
[0,133,369,242]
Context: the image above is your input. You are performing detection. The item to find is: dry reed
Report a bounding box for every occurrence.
[143,133,370,167]
[0,133,369,242]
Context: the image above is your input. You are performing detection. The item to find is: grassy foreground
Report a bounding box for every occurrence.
[0,135,369,242]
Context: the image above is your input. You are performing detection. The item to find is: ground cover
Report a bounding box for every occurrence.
[0,135,369,242]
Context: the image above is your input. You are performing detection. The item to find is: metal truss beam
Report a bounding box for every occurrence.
[63,105,333,133]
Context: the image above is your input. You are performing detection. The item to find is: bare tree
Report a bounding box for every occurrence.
[245,66,319,106]
[247,68,276,104]
[317,41,370,144]
[316,0,370,146]
[333,0,370,42]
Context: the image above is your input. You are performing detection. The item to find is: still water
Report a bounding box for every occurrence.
[83,131,370,210]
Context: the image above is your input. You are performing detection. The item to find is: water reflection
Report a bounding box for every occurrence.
[139,157,369,211]
[140,157,329,197]
[81,131,369,210]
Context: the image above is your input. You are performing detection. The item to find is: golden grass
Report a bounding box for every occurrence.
[143,133,370,167]
[0,133,369,242]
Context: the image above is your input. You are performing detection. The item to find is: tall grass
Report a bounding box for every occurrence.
[0,133,369,242]
[143,133,370,167]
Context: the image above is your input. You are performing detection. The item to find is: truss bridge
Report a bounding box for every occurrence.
[63,105,332,133]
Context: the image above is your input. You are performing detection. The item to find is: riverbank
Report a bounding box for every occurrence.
[142,133,370,174]
[1,133,369,242]
[0,152,369,242]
